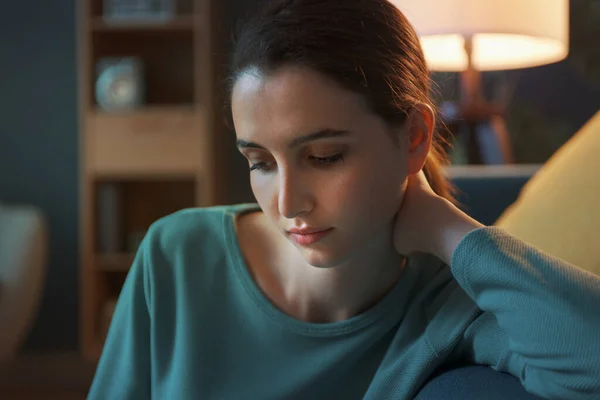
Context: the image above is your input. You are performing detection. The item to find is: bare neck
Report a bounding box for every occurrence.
[279,230,406,323]
[236,211,406,324]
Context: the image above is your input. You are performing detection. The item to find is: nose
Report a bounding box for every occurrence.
[277,167,313,219]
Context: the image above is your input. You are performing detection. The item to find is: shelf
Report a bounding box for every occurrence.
[91,31,195,105]
[91,16,195,32]
[95,253,135,271]
[85,106,208,176]
[93,179,196,256]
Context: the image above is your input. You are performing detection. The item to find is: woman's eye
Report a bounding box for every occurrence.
[311,153,345,165]
[249,153,345,172]
[249,161,273,172]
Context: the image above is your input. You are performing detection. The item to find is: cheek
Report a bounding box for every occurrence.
[331,164,404,226]
[250,175,274,209]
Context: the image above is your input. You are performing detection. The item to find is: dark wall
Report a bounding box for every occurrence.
[0,1,79,350]
[511,61,600,131]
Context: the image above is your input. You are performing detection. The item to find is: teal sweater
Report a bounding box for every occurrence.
[88,204,600,399]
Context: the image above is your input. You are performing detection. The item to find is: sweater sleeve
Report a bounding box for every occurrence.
[87,235,152,399]
[451,227,600,400]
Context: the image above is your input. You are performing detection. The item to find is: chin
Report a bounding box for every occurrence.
[296,243,355,269]
[286,228,378,269]
[304,256,339,269]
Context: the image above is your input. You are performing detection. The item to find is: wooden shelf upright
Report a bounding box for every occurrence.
[77,0,221,361]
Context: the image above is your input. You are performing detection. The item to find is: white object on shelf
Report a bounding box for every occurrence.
[95,58,145,112]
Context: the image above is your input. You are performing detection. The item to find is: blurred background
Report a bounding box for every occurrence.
[0,0,598,398]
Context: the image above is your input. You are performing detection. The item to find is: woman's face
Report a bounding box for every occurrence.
[232,65,409,268]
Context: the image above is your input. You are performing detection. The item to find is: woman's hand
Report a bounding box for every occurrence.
[393,170,485,264]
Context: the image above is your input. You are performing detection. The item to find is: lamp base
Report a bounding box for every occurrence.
[465,115,514,164]
[440,66,515,165]
[442,102,514,165]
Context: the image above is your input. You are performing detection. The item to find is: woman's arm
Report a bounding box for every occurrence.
[87,236,152,399]
[451,227,600,399]
[394,171,600,399]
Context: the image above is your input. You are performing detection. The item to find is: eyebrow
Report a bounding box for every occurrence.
[236,129,350,151]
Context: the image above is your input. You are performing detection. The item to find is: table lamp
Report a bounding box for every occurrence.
[391,0,570,164]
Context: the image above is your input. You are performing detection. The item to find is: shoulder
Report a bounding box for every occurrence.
[148,205,229,244]
[129,204,258,304]
[137,204,257,272]
[145,203,257,249]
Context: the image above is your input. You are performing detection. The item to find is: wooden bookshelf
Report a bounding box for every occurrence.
[77,0,221,361]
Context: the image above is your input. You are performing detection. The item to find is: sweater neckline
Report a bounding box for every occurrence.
[223,203,419,338]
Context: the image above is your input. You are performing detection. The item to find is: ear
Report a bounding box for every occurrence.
[404,104,435,175]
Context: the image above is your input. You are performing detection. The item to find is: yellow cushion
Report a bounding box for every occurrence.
[495,110,600,276]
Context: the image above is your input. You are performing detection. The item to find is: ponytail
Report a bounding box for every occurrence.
[423,135,458,205]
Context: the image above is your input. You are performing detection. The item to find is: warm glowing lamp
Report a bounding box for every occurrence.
[391,0,570,164]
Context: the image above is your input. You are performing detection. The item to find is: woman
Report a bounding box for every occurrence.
[88,0,600,399]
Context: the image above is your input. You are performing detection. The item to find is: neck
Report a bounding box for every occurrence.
[279,229,406,323]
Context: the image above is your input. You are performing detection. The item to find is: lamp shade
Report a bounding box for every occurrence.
[391,0,570,72]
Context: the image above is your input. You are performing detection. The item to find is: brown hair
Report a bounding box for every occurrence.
[229,0,456,203]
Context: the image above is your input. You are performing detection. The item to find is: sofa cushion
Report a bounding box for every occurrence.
[495,111,600,276]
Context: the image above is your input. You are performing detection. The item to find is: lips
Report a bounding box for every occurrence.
[287,227,334,245]
[287,227,331,235]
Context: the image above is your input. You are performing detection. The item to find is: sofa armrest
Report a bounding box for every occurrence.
[447,165,541,226]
